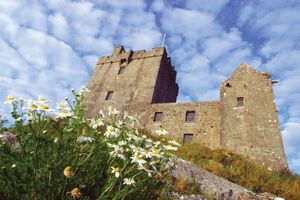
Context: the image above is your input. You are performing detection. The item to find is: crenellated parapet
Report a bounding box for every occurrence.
[98,46,165,64]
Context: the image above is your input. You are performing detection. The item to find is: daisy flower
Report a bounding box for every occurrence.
[155,129,168,136]
[77,135,95,144]
[164,144,178,151]
[109,145,126,160]
[123,178,136,186]
[111,167,121,178]
[130,152,147,166]
[4,96,16,105]
[104,126,120,138]
[89,118,104,129]
[168,140,181,147]
[28,100,38,112]
[108,106,120,116]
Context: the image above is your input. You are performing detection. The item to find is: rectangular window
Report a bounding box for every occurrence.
[237,97,244,107]
[153,112,163,122]
[185,111,196,122]
[105,91,114,100]
[118,66,125,74]
[183,134,193,144]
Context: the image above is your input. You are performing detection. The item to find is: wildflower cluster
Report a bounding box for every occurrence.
[0,88,178,200]
[86,106,179,199]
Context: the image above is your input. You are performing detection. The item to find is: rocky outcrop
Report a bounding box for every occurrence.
[170,159,284,200]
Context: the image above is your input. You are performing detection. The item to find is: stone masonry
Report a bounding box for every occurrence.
[84,46,288,170]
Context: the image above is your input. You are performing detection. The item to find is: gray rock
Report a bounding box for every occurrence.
[171,159,285,200]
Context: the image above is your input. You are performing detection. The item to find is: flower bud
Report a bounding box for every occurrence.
[63,166,73,178]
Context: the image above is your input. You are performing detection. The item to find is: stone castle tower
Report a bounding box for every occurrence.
[85,46,287,170]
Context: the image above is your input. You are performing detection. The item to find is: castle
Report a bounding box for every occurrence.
[84,46,288,170]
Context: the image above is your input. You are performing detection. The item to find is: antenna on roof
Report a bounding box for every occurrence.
[161,33,166,47]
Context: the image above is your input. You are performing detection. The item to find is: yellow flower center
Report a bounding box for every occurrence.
[38,97,46,102]
[117,150,123,154]
[154,150,160,154]
[7,96,14,101]
[81,129,87,136]
[41,105,49,110]
[31,104,38,109]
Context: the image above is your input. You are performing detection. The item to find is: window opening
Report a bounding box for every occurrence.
[237,97,244,107]
[154,112,163,122]
[183,133,193,144]
[105,91,114,100]
[185,111,196,122]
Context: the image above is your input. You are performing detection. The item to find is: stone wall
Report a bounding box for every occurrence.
[144,101,221,149]
[220,64,287,170]
[152,53,179,103]
[85,46,166,120]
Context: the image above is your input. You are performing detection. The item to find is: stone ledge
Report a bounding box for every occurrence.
[171,159,284,200]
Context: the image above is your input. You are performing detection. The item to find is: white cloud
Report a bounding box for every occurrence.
[202,28,245,61]
[161,8,221,41]
[150,0,166,13]
[48,12,70,41]
[185,0,230,14]
[282,121,300,173]
[177,54,225,101]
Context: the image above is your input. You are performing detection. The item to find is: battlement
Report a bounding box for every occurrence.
[98,46,165,64]
[85,46,288,170]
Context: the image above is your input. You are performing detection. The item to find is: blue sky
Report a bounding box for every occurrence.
[0,0,300,174]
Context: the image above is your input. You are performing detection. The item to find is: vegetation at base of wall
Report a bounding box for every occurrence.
[0,89,179,200]
[174,143,300,200]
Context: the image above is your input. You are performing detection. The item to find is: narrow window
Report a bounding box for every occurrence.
[226,82,231,87]
[183,133,193,144]
[185,111,195,122]
[105,91,114,100]
[120,58,126,64]
[118,66,125,74]
[153,112,163,122]
[237,97,244,107]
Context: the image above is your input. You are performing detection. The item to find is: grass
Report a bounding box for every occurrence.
[174,143,300,200]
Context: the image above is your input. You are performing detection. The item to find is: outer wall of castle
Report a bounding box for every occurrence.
[85,46,288,170]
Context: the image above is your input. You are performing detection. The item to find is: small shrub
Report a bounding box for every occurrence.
[173,176,199,195]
